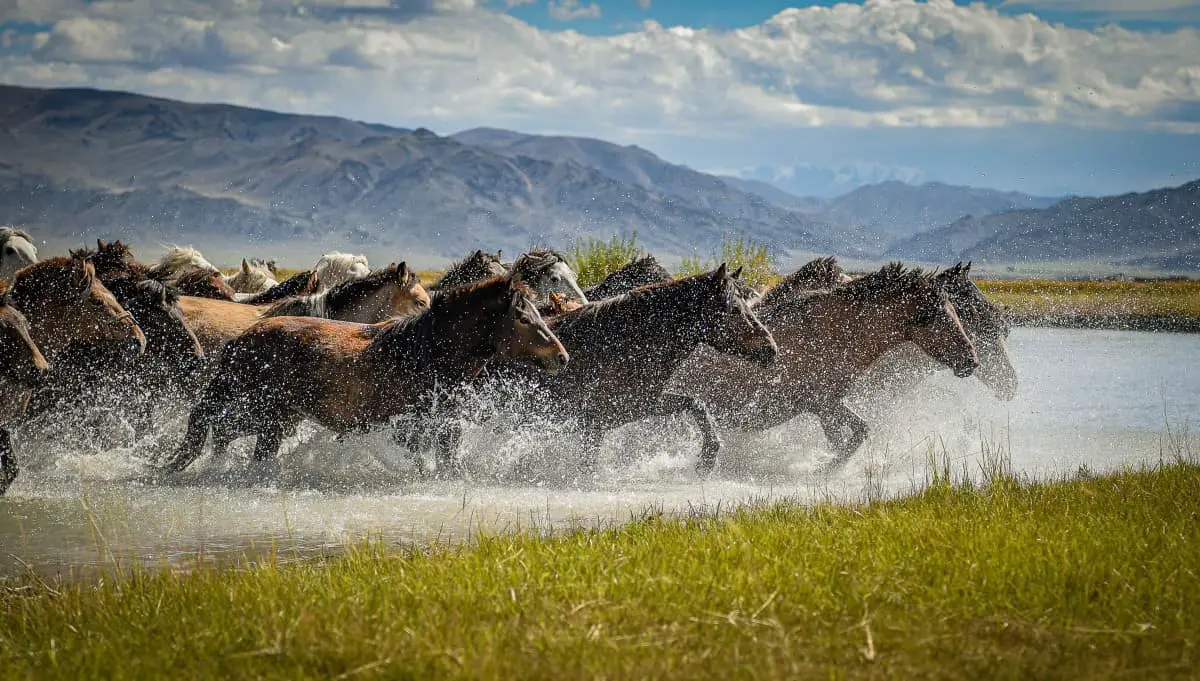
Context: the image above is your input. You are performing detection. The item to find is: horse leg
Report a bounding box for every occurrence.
[0,428,17,496]
[433,417,464,478]
[817,404,869,469]
[577,422,606,476]
[654,393,723,475]
[158,401,214,473]
[249,419,285,482]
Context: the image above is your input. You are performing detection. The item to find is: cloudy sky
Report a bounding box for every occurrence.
[1,0,1198,197]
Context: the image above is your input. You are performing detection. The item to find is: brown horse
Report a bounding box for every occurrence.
[489,264,777,474]
[238,270,318,305]
[6,256,146,362]
[0,294,49,495]
[176,263,427,356]
[173,268,237,300]
[157,276,569,476]
[430,249,507,291]
[261,263,429,324]
[671,262,978,469]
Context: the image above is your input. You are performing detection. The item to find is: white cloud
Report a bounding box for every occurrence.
[0,0,1197,142]
[636,0,651,9]
[547,0,600,21]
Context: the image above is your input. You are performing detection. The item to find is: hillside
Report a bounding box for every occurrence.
[887,180,1200,268]
[0,86,861,264]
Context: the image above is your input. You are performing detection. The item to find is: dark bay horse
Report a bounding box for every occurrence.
[238,270,318,305]
[430,249,506,291]
[492,264,777,474]
[847,262,1018,413]
[671,262,979,469]
[158,276,569,476]
[261,263,429,324]
[0,294,49,495]
[584,254,673,300]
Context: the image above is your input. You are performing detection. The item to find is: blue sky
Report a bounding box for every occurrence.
[0,0,1198,198]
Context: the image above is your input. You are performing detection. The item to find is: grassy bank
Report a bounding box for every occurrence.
[977,278,1200,332]
[2,461,1198,680]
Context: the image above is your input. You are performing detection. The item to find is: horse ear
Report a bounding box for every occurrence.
[474,249,483,258]
[97,238,107,250]
[731,265,744,280]
[964,261,972,273]
[395,261,410,281]
[241,258,251,274]
[714,262,728,279]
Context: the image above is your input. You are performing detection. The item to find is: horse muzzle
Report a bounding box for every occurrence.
[953,357,979,379]
[751,341,779,368]
[539,350,570,375]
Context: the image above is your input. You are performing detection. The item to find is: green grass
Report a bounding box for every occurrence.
[977,279,1200,326]
[568,232,645,288]
[2,459,1198,680]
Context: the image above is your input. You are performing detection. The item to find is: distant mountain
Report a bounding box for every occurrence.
[717,175,826,213]
[0,86,865,264]
[814,181,1062,241]
[886,180,1200,268]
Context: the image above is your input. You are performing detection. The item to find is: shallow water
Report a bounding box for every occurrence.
[1,327,1196,578]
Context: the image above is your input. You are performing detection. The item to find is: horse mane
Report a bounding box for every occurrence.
[370,275,532,357]
[71,240,151,282]
[150,246,219,278]
[314,251,370,290]
[936,261,1009,334]
[0,226,34,243]
[6,255,92,308]
[757,256,844,310]
[240,270,317,305]
[509,248,568,280]
[263,263,418,319]
[584,254,673,299]
[552,269,732,337]
[432,249,505,290]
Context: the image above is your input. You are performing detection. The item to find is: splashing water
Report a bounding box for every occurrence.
[1,327,1196,578]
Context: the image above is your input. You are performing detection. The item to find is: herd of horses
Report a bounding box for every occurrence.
[0,227,1018,495]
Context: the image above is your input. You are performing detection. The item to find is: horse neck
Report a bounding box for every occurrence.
[370,301,501,390]
[796,293,913,388]
[328,284,392,323]
[571,287,715,366]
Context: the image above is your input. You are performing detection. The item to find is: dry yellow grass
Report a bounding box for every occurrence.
[976,279,1200,319]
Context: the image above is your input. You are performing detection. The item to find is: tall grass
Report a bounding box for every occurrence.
[677,234,780,290]
[977,278,1200,319]
[566,232,644,287]
[2,461,1197,680]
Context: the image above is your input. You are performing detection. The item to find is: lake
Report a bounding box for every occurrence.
[2,327,1196,578]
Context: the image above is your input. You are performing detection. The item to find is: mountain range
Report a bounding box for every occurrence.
[0,83,1195,271]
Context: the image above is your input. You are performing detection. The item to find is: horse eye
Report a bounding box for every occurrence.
[519,315,532,324]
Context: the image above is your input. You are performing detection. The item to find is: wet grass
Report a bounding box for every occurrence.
[1,458,1198,680]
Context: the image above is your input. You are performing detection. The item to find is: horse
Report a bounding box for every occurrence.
[6,256,146,363]
[583,254,673,300]
[224,258,278,295]
[167,268,237,300]
[260,263,429,324]
[507,248,589,305]
[237,270,318,305]
[754,256,851,309]
[670,262,979,470]
[249,258,278,276]
[846,262,1018,414]
[313,251,370,292]
[0,227,38,283]
[149,245,220,282]
[0,293,49,496]
[157,276,569,477]
[489,264,777,475]
[430,249,506,292]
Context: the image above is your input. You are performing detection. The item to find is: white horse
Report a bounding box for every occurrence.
[0,227,39,282]
[506,248,588,305]
[225,258,278,295]
[313,251,370,292]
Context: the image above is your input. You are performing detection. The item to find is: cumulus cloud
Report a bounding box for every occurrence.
[547,0,601,22]
[0,0,1196,142]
